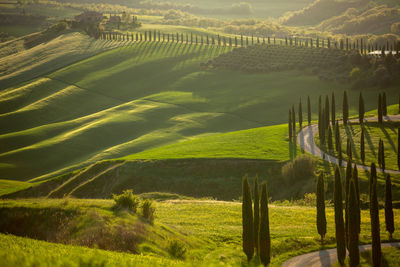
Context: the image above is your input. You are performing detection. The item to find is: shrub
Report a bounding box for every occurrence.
[113,190,139,212]
[167,239,186,259]
[141,199,155,223]
[282,155,315,184]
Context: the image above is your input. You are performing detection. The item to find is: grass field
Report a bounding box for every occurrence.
[0,198,399,266]
[1,35,399,182]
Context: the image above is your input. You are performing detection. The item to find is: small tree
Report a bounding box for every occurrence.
[331,92,336,126]
[359,92,365,124]
[378,139,385,171]
[317,173,327,243]
[242,175,254,261]
[307,96,311,125]
[141,199,155,223]
[361,127,365,163]
[378,94,383,124]
[299,98,303,128]
[348,180,360,267]
[343,91,349,125]
[369,163,382,267]
[253,176,260,255]
[382,92,387,116]
[385,174,395,239]
[334,167,346,265]
[259,182,271,266]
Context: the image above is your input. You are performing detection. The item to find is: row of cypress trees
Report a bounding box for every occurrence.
[242,176,270,266]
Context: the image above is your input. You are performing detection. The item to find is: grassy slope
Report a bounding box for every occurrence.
[0,198,399,266]
[2,36,400,182]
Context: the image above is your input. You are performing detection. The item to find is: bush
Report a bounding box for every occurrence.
[167,239,186,259]
[282,155,315,184]
[141,199,155,223]
[113,190,139,212]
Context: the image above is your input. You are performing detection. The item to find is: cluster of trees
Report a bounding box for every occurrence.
[242,176,270,266]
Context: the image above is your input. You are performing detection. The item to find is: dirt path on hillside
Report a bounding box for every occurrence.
[282,242,400,267]
[297,115,400,174]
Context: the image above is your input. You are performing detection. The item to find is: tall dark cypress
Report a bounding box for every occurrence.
[292,105,296,136]
[359,92,365,124]
[343,91,349,125]
[348,180,360,267]
[318,95,322,125]
[378,139,382,169]
[335,122,341,153]
[259,182,271,266]
[308,96,311,125]
[378,94,383,124]
[345,158,352,248]
[347,138,352,160]
[242,176,254,261]
[369,163,381,267]
[325,95,330,128]
[334,167,346,265]
[328,126,333,151]
[385,174,395,239]
[320,107,326,146]
[289,110,292,142]
[332,92,336,126]
[352,166,360,234]
[253,176,260,254]
[398,128,400,170]
[317,173,327,242]
[361,127,365,163]
[338,140,343,167]
[382,92,387,116]
[299,98,303,128]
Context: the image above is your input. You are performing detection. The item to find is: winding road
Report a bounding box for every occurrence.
[297,114,400,174]
[281,242,400,267]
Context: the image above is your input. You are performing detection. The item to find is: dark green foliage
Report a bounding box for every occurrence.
[289,109,292,141]
[382,92,387,116]
[253,176,260,254]
[348,180,360,267]
[327,126,333,151]
[317,173,326,242]
[141,199,155,223]
[167,239,186,259]
[378,139,385,170]
[292,105,296,136]
[334,167,346,265]
[299,98,303,128]
[345,158,352,247]
[346,138,352,160]
[308,96,311,125]
[361,127,365,163]
[359,92,365,124]
[369,163,381,267]
[259,182,271,266]
[318,95,322,127]
[320,108,326,145]
[352,166,360,234]
[398,128,400,171]
[325,95,330,129]
[335,122,341,153]
[338,142,343,167]
[242,176,254,261]
[331,92,336,126]
[378,94,383,124]
[385,174,394,239]
[343,91,349,125]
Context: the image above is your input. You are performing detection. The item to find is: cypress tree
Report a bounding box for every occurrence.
[334,167,346,265]
[318,95,322,125]
[325,95,330,128]
[345,158,352,248]
[292,105,296,136]
[299,98,303,128]
[347,138,352,160]
[343,91,349,125]
[328,126,333,151]
[361,127,365,163]
[378,94,383,124]
[381,139,385,171]
[378,139,382,169]
[289,110,292,142]
[332,92,336,126]
[385,174,394,239]
[382,92,387,116]
[335,122,341,153]
[253,176,260,254]
[242,176,254,261]
[359,92,365,124]
[398,128,400,170]
[308,96,311,125]
[317,173,327,243]
[320,107,326,145]
[352,166,360,234]
[369,163,381,267]
[338,141,343,167]
[259,182,271,266]
[348,180,360,267]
